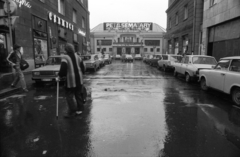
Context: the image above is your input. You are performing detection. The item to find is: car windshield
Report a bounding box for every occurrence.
[170,56,182,62]
[192,56,217,65]
[45,57,62,65]
[82,56,91,61]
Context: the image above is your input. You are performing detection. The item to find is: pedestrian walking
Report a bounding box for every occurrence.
[6,44,28,92]
[57,43,85,118]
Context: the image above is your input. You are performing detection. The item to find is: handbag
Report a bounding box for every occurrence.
[20,59,29,71]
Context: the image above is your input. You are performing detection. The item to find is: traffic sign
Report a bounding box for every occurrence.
[3,0,17,15]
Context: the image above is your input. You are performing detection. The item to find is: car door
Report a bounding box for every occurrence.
[180,56,189,74]
[224,59,240,93]
[208,59,230,91]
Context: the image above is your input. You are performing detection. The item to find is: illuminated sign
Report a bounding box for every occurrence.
[104,22,153,31]
[13,0,31,8]
[48,12,74,31]
[78,28,86,36]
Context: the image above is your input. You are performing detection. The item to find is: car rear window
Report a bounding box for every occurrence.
[46,57,61,65]
[82,56,91,60]
[170,56,182,62]
[192,57,217,65]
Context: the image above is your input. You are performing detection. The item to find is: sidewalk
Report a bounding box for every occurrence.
[0,71,33,98]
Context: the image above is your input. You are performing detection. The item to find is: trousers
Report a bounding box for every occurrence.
[65,86,84,114]
[12,64,27,89]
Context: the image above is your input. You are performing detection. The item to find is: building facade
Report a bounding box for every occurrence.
[90,22,166,56]
[0,0,90,73]
[202,0,240,61]
[165,0,204,55]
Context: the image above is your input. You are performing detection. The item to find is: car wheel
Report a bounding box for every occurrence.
[185,73,191,83]
[200,78,208,91]
[174,70,178,77]
[232,88,240,106]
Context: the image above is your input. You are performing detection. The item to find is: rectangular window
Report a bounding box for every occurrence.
[118,38,120,42]
[137,38,139,43]
[169,17,172,29]
[150,48,154,52]
[58,0,65,15]
[168,40,172,54]
[73,9,77,23]
[109,48,112,52]
[184,5,188,20]
[175,12,179,25]
[174,38,179,54]
[144,48,147,52]
[182,35,189,53]
[157,48,160,52]
[82,17,85,28]
[97,48,101,52]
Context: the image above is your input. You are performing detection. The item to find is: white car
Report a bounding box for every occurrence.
[134,54,142,60]
[174,55,217,82]
[82,54,101,72]
[32,56,63,83]
[115,54,121,60]
[157,54,182,71]
[199,56,240,106]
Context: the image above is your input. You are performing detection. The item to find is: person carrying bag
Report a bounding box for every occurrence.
[7,44,28,92]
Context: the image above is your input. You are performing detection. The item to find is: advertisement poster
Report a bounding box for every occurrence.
[34,38,48,68]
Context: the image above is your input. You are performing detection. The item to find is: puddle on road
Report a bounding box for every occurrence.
[0,94,26,102]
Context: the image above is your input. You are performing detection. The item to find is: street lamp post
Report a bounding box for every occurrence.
[4,0,13,49]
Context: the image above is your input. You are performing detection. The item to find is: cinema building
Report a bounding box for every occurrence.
[90,22,166,56]
[0,0,90,74]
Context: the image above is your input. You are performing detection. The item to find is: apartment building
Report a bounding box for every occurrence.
[0,0,90,73]
[165,0,204,55]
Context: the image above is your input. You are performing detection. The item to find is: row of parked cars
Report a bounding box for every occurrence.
[31,53,112,83]
[114,54,143,61]
[144,54,240,106]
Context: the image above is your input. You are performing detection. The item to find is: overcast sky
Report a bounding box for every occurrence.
[88,0,168,29]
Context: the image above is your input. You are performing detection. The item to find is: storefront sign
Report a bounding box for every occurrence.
[78,28,86,36]
[104,22,153,31]
[13,0,31,8]
[48,12,74,31]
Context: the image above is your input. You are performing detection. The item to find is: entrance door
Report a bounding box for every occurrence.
[135,47,140,54]
[126,47,131,54]
[117,48,121,55]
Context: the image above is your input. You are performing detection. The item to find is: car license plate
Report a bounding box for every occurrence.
[42,79,51,81]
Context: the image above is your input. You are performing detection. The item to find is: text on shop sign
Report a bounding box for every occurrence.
[48,12,74,31]
[104,22,153,31]
[13,0,31,8]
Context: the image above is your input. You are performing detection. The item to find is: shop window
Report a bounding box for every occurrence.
[168,40,172,54]
[174,38,179,54]
[34,39,48,68]
[150,48,154,52]
[157,48,160,52]
[58,0,65,15]
[184,4,188,20]
[182,35,189,53]
[73,9,77,23]
[73,33,78,43]
[82,17,85,28]
[97,48,101,52]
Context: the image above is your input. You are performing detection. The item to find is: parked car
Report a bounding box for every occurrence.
[125,54,134,62]
[144,54,154,64]
[82,54,100,72]
[103,54,112,64]
[174,55,217,82]
[115,54,121,60]
[199,56,240,106]
[149,54,162,67]
[32,55,63,83]
[98,53,105,67]
[158,54,182,72]
[121,53,126,62]
[135,54,142,60]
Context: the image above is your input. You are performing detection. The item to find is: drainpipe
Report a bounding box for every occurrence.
[192,0,196,54]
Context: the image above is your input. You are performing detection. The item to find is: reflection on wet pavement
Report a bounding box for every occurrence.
[0,61,239,157]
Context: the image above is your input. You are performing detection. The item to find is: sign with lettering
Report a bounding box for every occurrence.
[104,22,153,31]
[48,12,74,31]
[13,0,31,8]
[78,28,86,36]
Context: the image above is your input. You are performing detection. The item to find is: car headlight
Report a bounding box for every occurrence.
[55,71,59,75]
[33,72,40,76]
